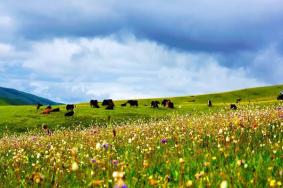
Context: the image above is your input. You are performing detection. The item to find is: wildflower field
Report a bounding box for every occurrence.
[0,102,282,187]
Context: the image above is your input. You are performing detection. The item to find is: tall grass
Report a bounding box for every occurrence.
[0,103,282,187]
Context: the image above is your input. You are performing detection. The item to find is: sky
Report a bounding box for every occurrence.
[0,0,282,103]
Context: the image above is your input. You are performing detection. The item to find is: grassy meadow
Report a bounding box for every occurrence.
[0,84,282,136]
[0,85,282,187]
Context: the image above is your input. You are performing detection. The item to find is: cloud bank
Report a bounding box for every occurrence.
[0,35,269,103]
[0,0,282,102]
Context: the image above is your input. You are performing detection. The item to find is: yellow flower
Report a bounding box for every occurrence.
[195,171,204,179]
[270,179,276,187]
[204,161,210,167]
[179,158,185,164]
[186,180,193,187]
[89,180,103,186]
[143,160,149,168]
[71,162,79,171]
[31,172,44,184]
[220,180,228,188]
[71,147,78,156]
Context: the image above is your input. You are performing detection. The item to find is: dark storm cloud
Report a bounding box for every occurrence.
[2,0,283,53]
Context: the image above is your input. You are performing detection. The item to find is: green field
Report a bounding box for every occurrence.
[0,85,282,187]
[0,84,282,136]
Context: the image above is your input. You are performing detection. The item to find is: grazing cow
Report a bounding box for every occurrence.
[167,101,174,108]
[127,100,138,107]
[121,103,127,107]
[66,104,75,111]
[102,99,115,110]
[102,99,114,106]
[208,100,212,107]
[277,91,283,100]
[151,101,160,108]
[65,110,74,116]
[45,105,52,110]
[236,98,242,103]
[105,103,114,110]
[42,108,52,114]
[50,108,60,112]
[162,99,171,107]
[36,103,43,110]
[90,100,100,108]
[230,104,237,110]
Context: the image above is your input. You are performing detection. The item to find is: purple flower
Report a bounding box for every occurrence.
[114,184,128,188]
[112,160,119,166]
[161,138,168,144]
[91,159,96,163]
[103,143,109,150]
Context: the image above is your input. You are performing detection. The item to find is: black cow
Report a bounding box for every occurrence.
[102,99,114,106]
[127,100,138,107]
[105,103,114,110]
[167,101,174,108]
[236,98,242,103]
[151,101,160,108]
[162,99,170,107]
[230,104,237,110]
[66,104,75,111]
[277,91,283,100]
[121,103,127,107]
[208,100,212,107]
[36,103,43,110]
[50,108,60,112]
[90,100,100,108]
[65,110,74,116]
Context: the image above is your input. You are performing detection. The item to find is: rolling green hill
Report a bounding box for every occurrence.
[0,84,282,135]
[108,84,283,105]
[0,87,59,105]
[170,84,283,104]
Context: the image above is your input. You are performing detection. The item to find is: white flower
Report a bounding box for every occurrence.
[220,180,228,188]
[96,143,101,150]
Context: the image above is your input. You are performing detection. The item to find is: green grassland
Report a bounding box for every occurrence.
[0,84,282,187]
[0,84,282,136]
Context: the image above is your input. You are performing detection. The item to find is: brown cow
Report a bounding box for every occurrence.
[43,108,52,114]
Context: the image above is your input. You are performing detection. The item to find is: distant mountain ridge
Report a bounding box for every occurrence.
[0,87,60,105]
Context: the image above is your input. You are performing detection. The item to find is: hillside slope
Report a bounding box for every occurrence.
[171,84,283,104]
[124,84,283,105]
[0,87,59,105]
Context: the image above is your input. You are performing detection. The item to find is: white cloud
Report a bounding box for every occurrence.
[248,44,283,83]
[0,15,13,27]
[0,43,13,56]
[8,34,262,102]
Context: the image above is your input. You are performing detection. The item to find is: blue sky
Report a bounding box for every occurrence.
[0,0,282,103]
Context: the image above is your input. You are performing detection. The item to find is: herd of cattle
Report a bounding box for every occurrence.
[36,98,239,117]
[36,99,176,117]
[36,92,283,117]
